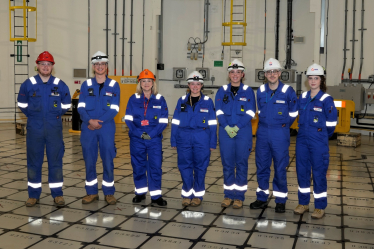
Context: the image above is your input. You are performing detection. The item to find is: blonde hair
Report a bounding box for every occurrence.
[136,79,158,95]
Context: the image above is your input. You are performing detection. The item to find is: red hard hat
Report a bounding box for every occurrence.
[36,51,55,65]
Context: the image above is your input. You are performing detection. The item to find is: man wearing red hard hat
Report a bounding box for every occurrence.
[17,51,71,207]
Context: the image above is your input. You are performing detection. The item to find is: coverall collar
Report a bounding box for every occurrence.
[226,82,245,92]
[308,89,324,100]
[185,92,206,102]
[92,75,109,86]
[34,74,55,85]
[265,80,284,93]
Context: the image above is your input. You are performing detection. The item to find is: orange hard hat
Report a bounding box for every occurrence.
[36,51,55,65]
[137,69,156,82]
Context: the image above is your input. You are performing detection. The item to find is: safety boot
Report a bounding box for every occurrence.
[275,203,286,213]
[311,209,325,219]
[221,198,233,207]
[25,198,39,207]
[132,194,146,203]
[54,196,65,206]
[249,200,267,209]
[294,204,309,215]
[182,198,191,206]
[82,194,99,204]
[105,195,117,205]
[190,198,202,207]
[233,200,243,209]
[151,197,167,206]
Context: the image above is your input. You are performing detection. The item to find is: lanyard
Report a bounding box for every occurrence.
[303,95,315,110]
[266,89,277,103]
[143,95,150,118]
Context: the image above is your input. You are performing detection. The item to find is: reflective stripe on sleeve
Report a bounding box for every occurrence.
[246,110,255,117]
[326,121,337,127]
[124,115,133,121]
[289,111,298,117]
[61,103,71,109]
[172,119,180,125]
[110,104,119,112]
[216,110,224,116]
[208,120,217,125]
[78,103,86,108]
[18,102,28,108]
[159,118,168,123]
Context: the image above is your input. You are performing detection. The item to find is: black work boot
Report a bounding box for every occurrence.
[249,200,268,209]
[151,197,167,206]
[132,194,146,203]
[275,203,286,213]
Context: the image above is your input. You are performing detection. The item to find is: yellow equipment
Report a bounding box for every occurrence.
[9,0,37,42]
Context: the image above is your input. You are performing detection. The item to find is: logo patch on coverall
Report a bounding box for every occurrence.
[200,108,208,113]
[276,100,285,104]
[313,116,319,123]
[313,107,323,112]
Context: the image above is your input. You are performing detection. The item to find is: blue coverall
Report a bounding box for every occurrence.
[125,93,168,200]
[78,77,120,196]
[255,81,298,204]
[215,83,256,201]
[17,75,71,199]
[171,94,217,200]
[296,90,337,209]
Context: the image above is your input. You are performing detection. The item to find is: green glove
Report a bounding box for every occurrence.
[141,132,151,140]
[232,125,239,133]
[225,125,237,138]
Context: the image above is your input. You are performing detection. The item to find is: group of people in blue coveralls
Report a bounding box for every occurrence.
[18,51,337,219]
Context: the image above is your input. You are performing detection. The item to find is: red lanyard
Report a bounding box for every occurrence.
[143,95,150,117]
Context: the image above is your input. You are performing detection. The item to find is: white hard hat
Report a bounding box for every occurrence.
[306,63,325,76]
[187,71,204,83]
[91,51,109,64]
[264,58,282,71]
[228,59,245,71]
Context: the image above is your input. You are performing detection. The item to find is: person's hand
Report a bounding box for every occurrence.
[210,148,215,151]
[224,125,237,138]
[89,119,103,129]
[172,147,177,150]
[141,132,151,140]
[232,125,239,133]
[88,124,95,130]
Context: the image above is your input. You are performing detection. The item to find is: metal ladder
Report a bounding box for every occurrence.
[222,0,247,61]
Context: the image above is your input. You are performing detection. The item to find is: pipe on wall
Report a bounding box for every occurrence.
[285,0,293,69]
[121,0,126,76]
[275,0,280,60]
[114,0,118,76]
[358,0,365,81]
[341,0,348,81]
[129,0,134,76]
[142,0,145,70]
[88,0,90,78]
[349,0,357,80]
[106,0,109,57]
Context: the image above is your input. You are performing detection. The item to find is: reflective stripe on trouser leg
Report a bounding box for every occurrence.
[98,122,116,195]
[192,129,210,200]
[130,136,148,196]
[26,125,45,199]
[177,130,194,199]
[255,126,272,202]
[219,126,236,200]
[81,126,99,195]
[296,131,312,205]
[145,136,163,200]
[311,151,329,209]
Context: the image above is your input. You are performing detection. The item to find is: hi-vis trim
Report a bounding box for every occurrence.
[85,179,98,186]
[320,93,330,101]
[156,94,162,99]
[289,111,298,117]
[193,190,205,197]
[204,96,209,100]
[256,187,270,195]
[135,93,141,98]
[334,101,345,108]
[260,85,265,92]
[150,190,162,196]
[224,184,248,191]
[208,120,217,125]
[109,80,116,87]
[28,182,42,188]
[53,78,60,85]
[298,187,311,193]
[172,119,180,125]
[18,102,28,108]
[78,103,86,108]
[313,191,327,199]
[159,118,168,123]
[102,180,114,187]
[216,110,224,116]
[49,182,63,188]
[30,77,37,85]
[110,104,119,112]
[182,188,193,197]
[273,191,288,198]
[246,110,255,117]
[61,103,71,109]
[243,85,249,90]
[135,187,148,194]
[281,85,290,93]
[302,92,308,98]
[124,115,133,121]
[326,121,337,127]
[182,95,187,100]
[223,85,228,91]
[87,79,92,86]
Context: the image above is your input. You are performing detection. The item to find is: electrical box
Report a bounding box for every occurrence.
[280,69,296,83]
[173,67,187,81]
[255,69,266,82]
[196,68,210,81]
[327,84,365,113]
[365,89,374,104]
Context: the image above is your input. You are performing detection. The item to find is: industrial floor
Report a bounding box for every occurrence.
[0,123,374,249]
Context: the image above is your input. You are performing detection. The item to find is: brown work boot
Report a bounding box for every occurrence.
[294,204,309,215]
[182,198,191,206]
[233,199,243,209]
[190,198,202,207]
[105,195,117,205]
[82,194,99,204]
[25,198,38,207]
[311,209,325,219]
[221,198,232,207]
[54,196,65,206]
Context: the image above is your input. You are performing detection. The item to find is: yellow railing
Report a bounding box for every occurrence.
[9,0,37,42]
[222,0,247,46]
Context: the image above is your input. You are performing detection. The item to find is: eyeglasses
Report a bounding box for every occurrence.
[94,63,107,67]
[265,70,280,75]
[38,62,53,67]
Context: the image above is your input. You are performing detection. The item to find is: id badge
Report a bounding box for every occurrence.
[141,120,149,126]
